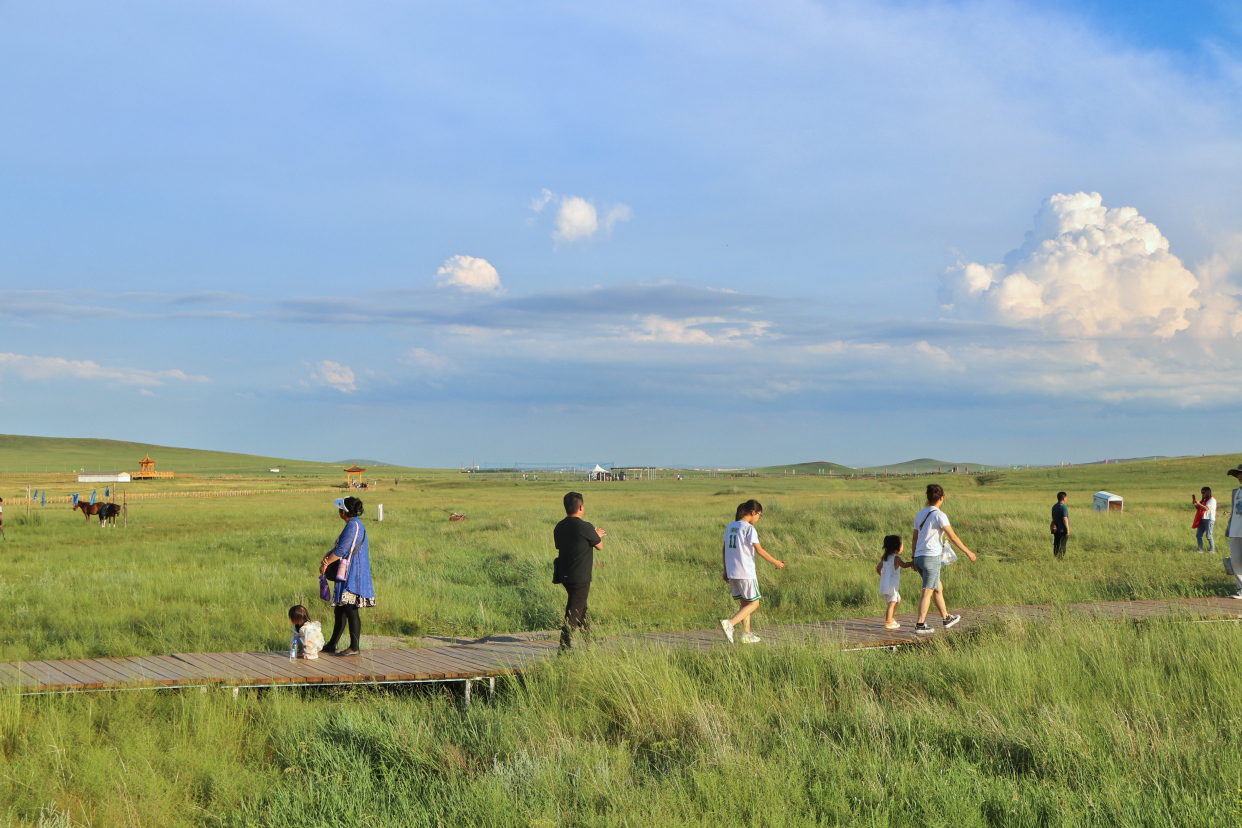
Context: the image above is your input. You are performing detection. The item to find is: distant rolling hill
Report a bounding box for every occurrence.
[747,458,1004,475]
[0,434,344,476]
[856,458,1003,474]
[747,461,857,475]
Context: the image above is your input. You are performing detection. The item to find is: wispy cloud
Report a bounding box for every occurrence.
[403,347,453,372]
[625,315,773,346]
[311,360,356,393]
[0,353,209,387]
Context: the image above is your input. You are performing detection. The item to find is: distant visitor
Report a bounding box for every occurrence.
[1192,487,1216,553]
[1051,492,1070,559]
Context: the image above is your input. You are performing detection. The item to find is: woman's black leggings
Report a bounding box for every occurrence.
[326,605,361,651]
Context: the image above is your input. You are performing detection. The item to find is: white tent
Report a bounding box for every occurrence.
[590,464,611,481]
[1093,491,1123,512]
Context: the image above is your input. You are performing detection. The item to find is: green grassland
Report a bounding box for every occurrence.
[1,446,1239,825]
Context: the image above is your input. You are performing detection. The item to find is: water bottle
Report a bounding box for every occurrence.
[289,633,298,662]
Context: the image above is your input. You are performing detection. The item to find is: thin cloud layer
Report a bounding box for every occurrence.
[0,353,208,386]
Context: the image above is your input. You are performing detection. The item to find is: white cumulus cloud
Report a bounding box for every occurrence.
[942,192,1201,339]
[312,360,356,393]
[530,190,631,245]
[436,255,502,293]
[555,196,599,243]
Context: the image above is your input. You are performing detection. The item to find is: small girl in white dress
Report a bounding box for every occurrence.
[876,534,914,630]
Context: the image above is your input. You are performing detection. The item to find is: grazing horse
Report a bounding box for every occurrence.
[74,501,119,526]
[100,503,121,527]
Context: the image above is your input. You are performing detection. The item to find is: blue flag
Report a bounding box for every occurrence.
[90,490,96,505]
[73,493,79,506]
[31,489,37,500]
[41,490,45,507]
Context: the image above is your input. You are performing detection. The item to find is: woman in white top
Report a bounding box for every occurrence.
[1224,467,1242,598]
[911,483,977,634]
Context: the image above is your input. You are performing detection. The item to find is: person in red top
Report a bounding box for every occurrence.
[1192,487,1217,553]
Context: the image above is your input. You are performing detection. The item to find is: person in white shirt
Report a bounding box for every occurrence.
[1224,467,1242,598]
[1193,487,1217,553]
[876,534,914,630]
[719,499,785,644]
[911,484,977,634]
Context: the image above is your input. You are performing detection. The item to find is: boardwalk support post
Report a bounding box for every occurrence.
[463,678,472,709]
[231,687,239,700]
[487,677,495,702]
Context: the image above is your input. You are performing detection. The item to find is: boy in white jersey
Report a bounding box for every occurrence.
[720,499,785,644]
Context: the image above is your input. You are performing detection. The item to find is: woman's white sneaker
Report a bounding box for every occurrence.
[720,619,735,642]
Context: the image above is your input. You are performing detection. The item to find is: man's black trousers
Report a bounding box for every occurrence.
[1053,533,1068,560]
[560,582,591,649]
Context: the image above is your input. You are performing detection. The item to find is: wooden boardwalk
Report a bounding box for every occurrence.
[3,596,1239,696]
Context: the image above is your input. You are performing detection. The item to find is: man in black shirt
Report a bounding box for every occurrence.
[1051,492,1070,560]
[553,491,606,650]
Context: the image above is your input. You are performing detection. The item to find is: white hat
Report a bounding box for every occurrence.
[333,497,347,510]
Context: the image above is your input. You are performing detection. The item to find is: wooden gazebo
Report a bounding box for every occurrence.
[133,454,173,479]
[344,464,366,487]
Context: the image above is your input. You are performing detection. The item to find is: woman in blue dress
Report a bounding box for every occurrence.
[319,496,375,656]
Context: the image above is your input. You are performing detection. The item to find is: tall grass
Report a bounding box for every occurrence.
[0,459,1238,661]
[2,615,1238,826]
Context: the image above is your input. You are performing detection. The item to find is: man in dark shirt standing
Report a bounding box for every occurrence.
[553,491,606,650]
[1051,492,1070,560]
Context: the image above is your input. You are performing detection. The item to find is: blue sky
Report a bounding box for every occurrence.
[2,1,1241,468]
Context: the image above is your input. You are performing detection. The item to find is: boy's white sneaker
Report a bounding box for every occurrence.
[1231,591,1242,600]
[884,621,901,630]
[720,619,735,643]
[740,633,761,644]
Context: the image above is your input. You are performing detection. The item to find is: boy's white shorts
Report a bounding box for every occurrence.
[880,590,901,604]
[729,578,761,601]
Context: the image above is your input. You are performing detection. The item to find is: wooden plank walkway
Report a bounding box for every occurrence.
[3,596,1239,695]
